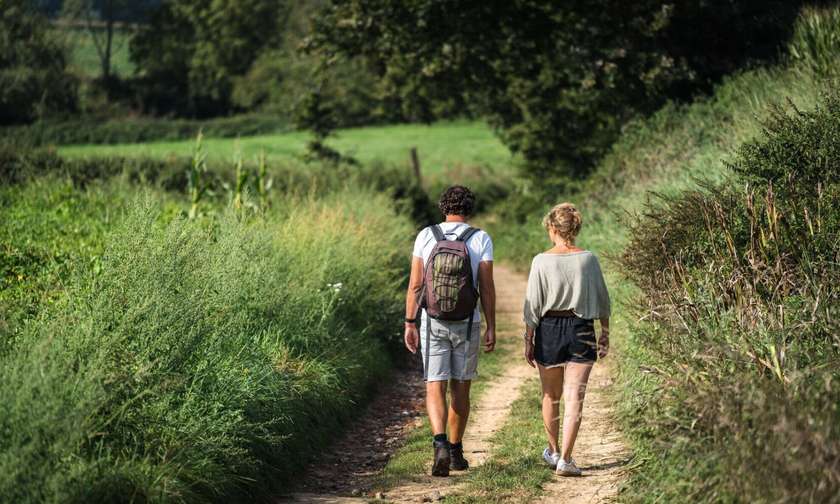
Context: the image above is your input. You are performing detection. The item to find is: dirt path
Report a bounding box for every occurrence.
[282,264,629,503]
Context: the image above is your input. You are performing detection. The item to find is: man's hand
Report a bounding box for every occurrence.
[598,329,610,359]
[483,327,496,353]
[404,323,419,354]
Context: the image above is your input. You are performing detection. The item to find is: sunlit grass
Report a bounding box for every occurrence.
[57,121,517,177]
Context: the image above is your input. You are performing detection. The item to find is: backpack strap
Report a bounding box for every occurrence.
[430,225,445,242]
[457,226,480,243]
[424,320,431,380]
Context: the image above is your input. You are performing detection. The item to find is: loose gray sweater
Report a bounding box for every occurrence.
[523,251,611,329]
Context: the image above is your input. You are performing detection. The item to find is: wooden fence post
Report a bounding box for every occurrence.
[410,147,422,186]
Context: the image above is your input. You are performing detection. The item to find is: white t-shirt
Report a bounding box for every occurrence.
[412,221,494,323]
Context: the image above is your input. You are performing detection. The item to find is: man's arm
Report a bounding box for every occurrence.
[403,256,424,353]
[478,260,496,352]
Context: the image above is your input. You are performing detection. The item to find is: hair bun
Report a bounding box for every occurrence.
[543,202,582,240]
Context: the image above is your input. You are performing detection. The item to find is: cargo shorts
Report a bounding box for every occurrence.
[420,317,481,382]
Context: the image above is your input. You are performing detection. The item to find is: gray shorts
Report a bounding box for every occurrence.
[420,318,481,382]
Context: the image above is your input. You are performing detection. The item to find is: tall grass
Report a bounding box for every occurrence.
[618,89,840,502]
[0,176,178,356]
[0,189,413,502]
[788,5,840,79]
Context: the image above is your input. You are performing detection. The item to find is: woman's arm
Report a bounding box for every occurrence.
[598,317,610,359]
[523,259,542,367]
[523,259,543,331]
[524,326,536,367]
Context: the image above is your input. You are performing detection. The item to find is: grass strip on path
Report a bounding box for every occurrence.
[376,317,516,491]
[443,378,549,504]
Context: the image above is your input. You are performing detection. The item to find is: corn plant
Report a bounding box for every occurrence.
[187,131,207,220]
[255,150,272,213]
[232,143,248,212]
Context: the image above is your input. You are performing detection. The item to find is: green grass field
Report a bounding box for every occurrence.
[57,121,516,177]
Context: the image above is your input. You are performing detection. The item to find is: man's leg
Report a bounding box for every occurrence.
[421,318,453,477]
[447,379,472,443]
[426,380,449,436]
[446,322,480,470]
[427,379,452,476]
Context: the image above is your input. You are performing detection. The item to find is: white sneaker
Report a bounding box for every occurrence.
[556,458,582,476]
[542,447,561,468]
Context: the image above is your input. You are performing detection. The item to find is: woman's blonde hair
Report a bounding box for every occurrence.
[543,202,582,242]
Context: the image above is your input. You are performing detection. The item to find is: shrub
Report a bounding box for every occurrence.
[0,114,290,148]
[618,90,840,502]
[0,191,413,502]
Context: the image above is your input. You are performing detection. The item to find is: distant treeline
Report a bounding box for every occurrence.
[34,0,160,19]
[5,0,837,191]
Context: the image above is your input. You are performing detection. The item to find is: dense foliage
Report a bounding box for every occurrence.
[0,114,290,147]
[308,0,813,192]
[0,0,78,124]
[619,89,839,502]
[0,158,416,501]
[129,0,288,116]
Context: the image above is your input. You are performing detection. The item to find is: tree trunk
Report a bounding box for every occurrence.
[102,0,113,82]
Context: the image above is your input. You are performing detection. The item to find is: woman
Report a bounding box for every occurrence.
[523,202,610,476]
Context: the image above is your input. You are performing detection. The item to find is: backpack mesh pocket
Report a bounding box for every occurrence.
[432,252,464,312]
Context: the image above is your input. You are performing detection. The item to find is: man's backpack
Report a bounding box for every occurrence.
[418,225,481,325]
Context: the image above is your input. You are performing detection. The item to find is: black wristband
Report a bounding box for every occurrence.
[405,318,417,324]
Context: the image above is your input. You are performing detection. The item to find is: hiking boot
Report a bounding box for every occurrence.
[432,440,451,477]
[449,443,469,471]
[556,457,582,477]
[542,447,560,469]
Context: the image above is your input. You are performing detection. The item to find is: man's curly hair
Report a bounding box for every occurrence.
[438,185,476,217]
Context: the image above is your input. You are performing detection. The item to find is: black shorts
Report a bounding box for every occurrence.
[534,315,597,366]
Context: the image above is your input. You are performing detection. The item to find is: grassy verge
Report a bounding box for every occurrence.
[0,160,416,502]
[443,378,548,503]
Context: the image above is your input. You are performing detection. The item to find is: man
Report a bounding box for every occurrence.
[404,185,496,477]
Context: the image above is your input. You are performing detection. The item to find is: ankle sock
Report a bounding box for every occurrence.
[433,433,447,443]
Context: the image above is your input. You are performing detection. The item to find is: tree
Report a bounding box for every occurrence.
[130,0,288,116]
[61,0,147,83]
[0,0,77,124]
[308,1,808,191]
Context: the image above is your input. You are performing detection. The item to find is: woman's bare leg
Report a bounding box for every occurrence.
[538,364,564,454]
[561,362,593,461]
